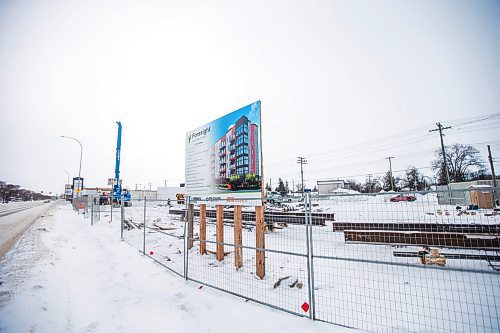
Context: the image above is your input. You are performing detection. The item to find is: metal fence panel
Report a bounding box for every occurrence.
[310,189,500,332]
[185,197,311,316]
[116,189,499,332]
[121,197,185,277]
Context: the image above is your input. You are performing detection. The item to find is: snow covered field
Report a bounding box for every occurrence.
[120,192,500,332]
[0,201,351,333]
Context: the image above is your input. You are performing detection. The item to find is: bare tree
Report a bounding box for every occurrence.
[431,144,486,184]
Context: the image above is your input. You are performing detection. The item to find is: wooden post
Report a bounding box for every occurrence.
[216,205,224,261]
[199,204,207,255]
[234,205,243,268]
[187,203,194,250]
[255,205,265,279]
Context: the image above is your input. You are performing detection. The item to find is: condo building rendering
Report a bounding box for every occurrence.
[213,115,259,186]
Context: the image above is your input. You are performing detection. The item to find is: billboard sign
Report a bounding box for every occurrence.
[185,101,262,199]
[72,177,84,198]
[65,184,73,197]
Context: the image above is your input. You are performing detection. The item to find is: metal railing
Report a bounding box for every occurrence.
[114,189,499,332]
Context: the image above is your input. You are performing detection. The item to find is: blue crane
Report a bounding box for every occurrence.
[113,121,131,205]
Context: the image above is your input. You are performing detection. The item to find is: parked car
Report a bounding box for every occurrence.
[266,192,294,204]
[390,194,417,202]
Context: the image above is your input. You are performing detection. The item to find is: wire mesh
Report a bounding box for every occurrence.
[118,189,499,332]
[185,197,311,316]
[310,188,500,332]
[121,197,185,277]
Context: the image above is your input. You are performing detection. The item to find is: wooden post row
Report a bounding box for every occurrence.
[234,205,243,268]
[199,204,207,255]
[216,205,224,261]
[187,203,194,250]
[255,205,265,279]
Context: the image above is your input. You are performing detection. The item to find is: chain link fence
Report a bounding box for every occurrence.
[116,189,499,332]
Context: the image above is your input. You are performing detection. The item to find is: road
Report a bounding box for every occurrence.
[0,201,53,258]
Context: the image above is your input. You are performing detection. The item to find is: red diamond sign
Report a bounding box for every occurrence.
[301,302,309,313]
[149,251,154,255]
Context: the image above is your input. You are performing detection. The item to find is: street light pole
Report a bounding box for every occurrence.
[61,136,83,196]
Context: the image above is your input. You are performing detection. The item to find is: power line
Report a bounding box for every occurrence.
[264,113,499,168]
[449,113,500,127]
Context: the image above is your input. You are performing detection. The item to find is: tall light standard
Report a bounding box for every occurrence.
[61,136,83,196]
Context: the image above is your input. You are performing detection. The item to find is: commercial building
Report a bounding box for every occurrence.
[317,179,351,195]
[157,186,186,200]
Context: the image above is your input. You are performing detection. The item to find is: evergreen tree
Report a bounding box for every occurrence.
[275,178,286,195]
[405,166,423,190]
[382,171,399,191]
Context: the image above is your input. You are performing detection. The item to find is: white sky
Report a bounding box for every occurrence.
[1,0,499,194]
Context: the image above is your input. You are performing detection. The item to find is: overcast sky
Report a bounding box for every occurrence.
[1,0,499,194]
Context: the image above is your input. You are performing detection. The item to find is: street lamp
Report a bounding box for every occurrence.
[61,136,83,196]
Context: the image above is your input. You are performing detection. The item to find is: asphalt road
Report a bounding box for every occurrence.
[0,201,53,258]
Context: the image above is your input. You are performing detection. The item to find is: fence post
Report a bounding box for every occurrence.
[183,196,190,280]
[199,203,207,255]
[234,205,243,268]
[216,204,224,261]
[91,197,94,226]
[305,192,316,319]
[120,197,124,241]
[143,196,147,255]
[188,203,194,250]
[110,197,113,223]
[255,205,265,279]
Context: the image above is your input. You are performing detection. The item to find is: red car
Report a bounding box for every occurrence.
[390,194,417,202]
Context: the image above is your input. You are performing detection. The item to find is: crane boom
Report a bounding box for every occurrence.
[112,121,131,205]
[115,121,122,185]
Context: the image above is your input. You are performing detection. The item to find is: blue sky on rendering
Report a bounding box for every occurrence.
[209,101,261,144]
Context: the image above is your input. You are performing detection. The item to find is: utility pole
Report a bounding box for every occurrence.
[297,157,308,197]
[385,157,395,191]
[135,184,138,190]
[148,182,152,191]
[164,179,167,187]
[487,145,497,188]
[367,174,372,193]
[292,179,295,194]
[429,122,452,185]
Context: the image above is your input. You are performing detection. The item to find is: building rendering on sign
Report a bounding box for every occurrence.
[213,115,259,185]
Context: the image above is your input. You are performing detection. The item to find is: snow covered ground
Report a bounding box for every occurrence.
[0,201,353,333]
[120,193,500,332]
